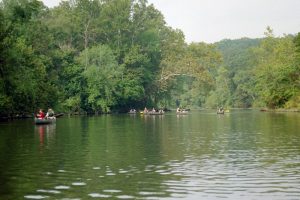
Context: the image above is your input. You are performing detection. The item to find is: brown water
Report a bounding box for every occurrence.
[0,110,299,199]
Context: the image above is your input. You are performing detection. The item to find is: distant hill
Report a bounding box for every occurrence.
[215,38,261,72]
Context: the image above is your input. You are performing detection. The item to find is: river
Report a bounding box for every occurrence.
[0,110,299,199]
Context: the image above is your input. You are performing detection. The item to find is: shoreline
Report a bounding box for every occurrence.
[260,108,300,112]
[1,108,299,122]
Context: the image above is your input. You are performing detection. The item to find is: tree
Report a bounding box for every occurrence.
[0,0,57,116]
[78,45,121,113]
[232,70,256,107]
[283,32,300,109]
[253,28,299,108]
[216,38,261,107]
[206,66,231,108]
[157,38,222,108]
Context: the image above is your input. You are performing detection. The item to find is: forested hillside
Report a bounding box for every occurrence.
[212,38,261,108]
[212,31,300,109]
[0,0,299,117]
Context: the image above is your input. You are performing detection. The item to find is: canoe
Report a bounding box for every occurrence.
[176,111,189,115]
[34,117,56,125]
[128,110,137,114]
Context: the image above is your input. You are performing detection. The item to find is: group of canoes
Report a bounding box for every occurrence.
[142,107,165,115]
[129,107,229,115]
[128,107,189,115]
[129,108,166,115]
[34,108,56,125]
[34,106,227,124]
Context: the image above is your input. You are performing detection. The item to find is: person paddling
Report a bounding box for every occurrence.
[37,109,45,119]
[46,108,55,118]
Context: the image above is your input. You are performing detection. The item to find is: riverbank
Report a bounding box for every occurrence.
[260,108,300,112]
[0,113,65,122]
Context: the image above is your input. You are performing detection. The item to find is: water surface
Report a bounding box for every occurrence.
[0,110,299,199]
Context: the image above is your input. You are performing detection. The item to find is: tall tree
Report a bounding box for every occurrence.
[253,28,299,108]
[0,0,57,116]
[78,45,122,113]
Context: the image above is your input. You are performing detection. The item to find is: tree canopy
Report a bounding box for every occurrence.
[0,0,299,117]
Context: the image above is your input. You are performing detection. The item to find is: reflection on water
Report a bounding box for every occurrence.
[34,124,56,147]
[0,111,299,199]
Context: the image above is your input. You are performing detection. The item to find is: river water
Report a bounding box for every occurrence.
[0,110,299,200]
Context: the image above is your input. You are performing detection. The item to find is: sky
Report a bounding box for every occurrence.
[41,0,300,43]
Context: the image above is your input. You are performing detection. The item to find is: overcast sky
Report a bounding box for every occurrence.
[41,0,300,43]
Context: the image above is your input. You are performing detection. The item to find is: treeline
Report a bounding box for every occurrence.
[212,30,300,109]
[0,0,299,117]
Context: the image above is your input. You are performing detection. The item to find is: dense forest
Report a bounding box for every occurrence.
[0,0,299,117]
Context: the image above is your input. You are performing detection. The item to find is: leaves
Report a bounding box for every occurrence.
[253,34,298,108]
[1,1,299,116]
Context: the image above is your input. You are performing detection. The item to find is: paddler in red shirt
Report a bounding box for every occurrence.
[37,109,45,119]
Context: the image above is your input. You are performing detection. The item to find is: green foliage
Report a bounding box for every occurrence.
[215,38,261,108]
[54,48,84,112]
[252,33,299,108]
[0,1,57,116]
[79,45,121,113]
[62,95,81,113]
[217,38,260,72]
[214,66,231,106]
[232,70,256,107]
[0,1,299,116]
[157,40,221,108]
[212,33,299,109]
